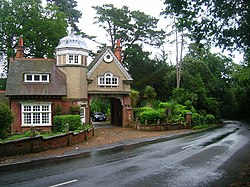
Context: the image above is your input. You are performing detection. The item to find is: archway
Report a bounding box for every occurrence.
[88,95,123,127]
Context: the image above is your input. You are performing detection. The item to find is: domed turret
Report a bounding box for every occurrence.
[56,31,88,66]
[56,32,87,50]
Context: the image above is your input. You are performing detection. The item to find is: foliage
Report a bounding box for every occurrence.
[143,85,157,107]
[53,115,81,132]
[46,0,82,31]
[0,102,14,139]
[54,104,63,116]
[69,105,80,115]
[90,98,110,114]
[129,89,140,108]
[92,4,165,49]
[192,113,206,126]
[161,0,250,52]
[206,114,216,124]
[138,108,166,124]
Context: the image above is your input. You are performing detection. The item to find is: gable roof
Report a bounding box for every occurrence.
[87,48,133,80]
[6,58,66,96]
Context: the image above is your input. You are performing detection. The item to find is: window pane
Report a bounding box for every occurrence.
[24,105,31,112]
[69,55,73,63]
[33,105,40,111]
[112,77,117,85]
[26,75,32,81]
[24,113,31,124]
[74,55,78,63]
[106,78,111,84]
[33,113,40,124]
[42,105,49,111]
[34,75,40,81]
[42,113,49,124]
[42,75,48,81]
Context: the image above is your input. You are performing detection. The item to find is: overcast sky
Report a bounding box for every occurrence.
[76,0,172,61]
[76,0,242,64]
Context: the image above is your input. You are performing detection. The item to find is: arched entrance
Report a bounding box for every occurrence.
[88,95,123,127]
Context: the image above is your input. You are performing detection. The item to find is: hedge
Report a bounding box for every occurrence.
[53,115,82,132]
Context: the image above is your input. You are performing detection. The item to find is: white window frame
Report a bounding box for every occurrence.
[98,72,119,87]
[21,103,52,127]
[24,74,49,83]
[66,54,81,64]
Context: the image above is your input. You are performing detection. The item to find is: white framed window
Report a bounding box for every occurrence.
[24,74,49,83]
[98,72,119,87]
[66,54,81,64]
[21,103,52,126]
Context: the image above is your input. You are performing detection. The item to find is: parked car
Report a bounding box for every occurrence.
[92,112,106,122]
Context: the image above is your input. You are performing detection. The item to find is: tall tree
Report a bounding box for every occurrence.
[92,4,165,49]
[0,0,68,76]
[161,0,250,54]
[46,0,82,32]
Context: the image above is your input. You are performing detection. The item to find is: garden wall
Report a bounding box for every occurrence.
[136,123,190,131]
[0,128,94,158]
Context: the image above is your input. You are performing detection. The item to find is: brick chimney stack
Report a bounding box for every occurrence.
[16,37,25,58]
[114,39,122,62]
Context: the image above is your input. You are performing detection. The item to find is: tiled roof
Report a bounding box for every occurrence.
[6,58,66,96]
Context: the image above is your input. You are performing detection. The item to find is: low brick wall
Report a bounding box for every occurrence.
[0,128,94,158]
[136,123,190,131]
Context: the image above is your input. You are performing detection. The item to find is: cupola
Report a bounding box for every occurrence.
[56,30,88,66]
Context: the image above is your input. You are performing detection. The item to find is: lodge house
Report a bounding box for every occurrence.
[5,32,133,133]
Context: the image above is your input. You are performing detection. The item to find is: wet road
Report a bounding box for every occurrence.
[0,121,249,187]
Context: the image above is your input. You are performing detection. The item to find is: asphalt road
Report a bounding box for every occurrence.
[0,121,249,187]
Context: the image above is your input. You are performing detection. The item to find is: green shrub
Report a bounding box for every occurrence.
[192,113,206,126]
[53,115,82,132]
[139,109,166,124]
[0,103,14,139]
[206,114,215,124]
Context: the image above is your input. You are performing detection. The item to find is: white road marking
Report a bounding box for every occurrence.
[182,144,193,149]
[48,179,78,187]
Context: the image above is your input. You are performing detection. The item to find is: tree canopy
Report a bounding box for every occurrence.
[161,0,250,53]
[92,4,165,49]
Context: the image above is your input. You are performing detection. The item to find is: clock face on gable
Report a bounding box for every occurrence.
[103,53,113,63]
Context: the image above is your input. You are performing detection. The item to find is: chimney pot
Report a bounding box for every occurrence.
[114,39,122,62]
[16,37,25,58]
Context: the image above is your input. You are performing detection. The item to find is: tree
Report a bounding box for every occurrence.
[92,4,165,49]
[161,0,250,53]
[0,102,14,139]
[143,85,157,107]
[0,0,68,61]
[46,0,82,32]
[129,90,140,108]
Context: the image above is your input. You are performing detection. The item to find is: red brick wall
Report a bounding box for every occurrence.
[0,128,94,157]
[9,98,79,133]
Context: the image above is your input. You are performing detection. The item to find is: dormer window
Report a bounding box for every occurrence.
[98,72,119,87]
[66,54,81,64]
[24,74,49,83]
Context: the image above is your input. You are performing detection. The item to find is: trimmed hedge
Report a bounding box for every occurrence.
[139,109,166,124]
[53,115,82,132]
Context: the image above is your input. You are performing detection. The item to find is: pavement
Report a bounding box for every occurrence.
[0,123,202,167]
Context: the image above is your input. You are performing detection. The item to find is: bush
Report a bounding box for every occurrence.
[53,115,82,132]
[192,113,206,126]
[0,103,14,139]
[206,114,216,124]
[139,109,166,124]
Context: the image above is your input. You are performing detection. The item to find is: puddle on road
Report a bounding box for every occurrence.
[201,128,239,147]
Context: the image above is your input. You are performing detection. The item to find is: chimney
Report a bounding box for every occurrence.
[15,37,25,58]
[114,39,122,62]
